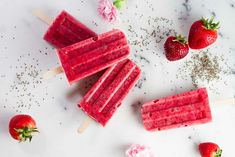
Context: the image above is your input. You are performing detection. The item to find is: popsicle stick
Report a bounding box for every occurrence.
[213,98,235,106]
[43,66,64,79]
[77,116,93,134]
[33,10,53,25]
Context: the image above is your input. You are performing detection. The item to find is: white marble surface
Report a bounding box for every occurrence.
[0,0,235,156]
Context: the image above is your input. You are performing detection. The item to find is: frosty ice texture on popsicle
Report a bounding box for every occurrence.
[57,29,130,85]
[79,59,141,126]
[141,88,212,131]
[44,10,96,48]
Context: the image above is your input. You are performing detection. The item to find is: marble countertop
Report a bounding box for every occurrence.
[0,0,235,156]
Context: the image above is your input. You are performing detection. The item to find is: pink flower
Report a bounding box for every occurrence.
[98,0,118,23]
[126,144,155,157]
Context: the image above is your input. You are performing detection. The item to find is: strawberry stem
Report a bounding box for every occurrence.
[215,149,222,157]
[173,35,187,44]
[15,127,39,142]
[201,17,220,30]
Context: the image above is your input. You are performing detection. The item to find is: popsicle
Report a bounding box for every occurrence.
[78,59,141,126]
[56,29,130,85]
[141,88,212,131]
[34,10,97,48]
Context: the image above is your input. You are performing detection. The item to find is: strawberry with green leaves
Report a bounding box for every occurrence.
[9,114,38,142]
[164,35,189,61]
[188,17,220,49]
[199,142,222,157]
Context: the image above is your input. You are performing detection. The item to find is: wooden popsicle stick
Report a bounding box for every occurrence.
[34,10,63,79]
[33,10,53,25]
[43,66,64,79]
[77,116,93,134]
[212,98,235,106]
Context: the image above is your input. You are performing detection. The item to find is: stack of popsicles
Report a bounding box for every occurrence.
[39,11,235,133]
[42,11,141,126]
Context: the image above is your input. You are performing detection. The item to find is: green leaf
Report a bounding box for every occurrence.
[113,0,126,9]
[173,34,187,44]
[15,127,39,142]
[201,17,220,30]
[215,149,222,157]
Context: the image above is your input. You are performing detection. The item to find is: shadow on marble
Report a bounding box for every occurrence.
[131,100,143,126]
[18,130,48,156]
[66,70,105,99]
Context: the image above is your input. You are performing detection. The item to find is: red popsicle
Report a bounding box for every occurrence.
[141,88,212,131]
[79,59,141,126]
[43,10,96,48]
[56,29,130,85]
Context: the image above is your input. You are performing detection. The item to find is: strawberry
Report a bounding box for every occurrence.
[164,35,189,61]
[199,142,222,157]
[188,17,220,49]
[9,114,38,142]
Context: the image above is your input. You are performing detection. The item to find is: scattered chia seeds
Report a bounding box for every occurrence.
[230,3,234,8]
[134,54,150,65]
[127,16,175,51]
[177,50,227,88]
[92,21,98,27]
[4,55,46,112]
[190,52,222,86]
[143,0,154,11]
[120,3,177,89]
[188,136,192,140]
[135,72,146,89]
[182,0,192,13]
[64,106,67,111]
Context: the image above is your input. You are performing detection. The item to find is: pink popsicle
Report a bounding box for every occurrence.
[44,10,96,48]
[141,88,212,131]
[79,59,141,126]
[56,29,130,85]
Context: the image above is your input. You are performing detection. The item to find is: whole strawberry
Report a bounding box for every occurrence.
[188,17,220,49]
[9,114,38,142]
[199,142,222,157]
[164,35,189,61]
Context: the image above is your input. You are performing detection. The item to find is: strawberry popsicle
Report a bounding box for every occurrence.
[79,59,141,126]
[56,29,130,85]
[44,10,96,48]
[141,88,212,131]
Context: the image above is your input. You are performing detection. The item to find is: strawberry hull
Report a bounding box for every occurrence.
[141,88,212,131]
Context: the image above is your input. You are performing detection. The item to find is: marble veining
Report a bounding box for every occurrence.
[0,0,234,157]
